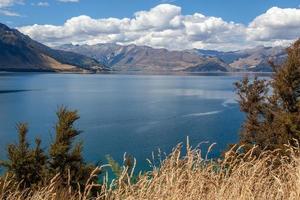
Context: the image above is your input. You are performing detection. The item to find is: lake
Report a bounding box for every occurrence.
[0,72,246,171]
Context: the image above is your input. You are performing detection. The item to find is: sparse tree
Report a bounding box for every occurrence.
[235,39,300,154]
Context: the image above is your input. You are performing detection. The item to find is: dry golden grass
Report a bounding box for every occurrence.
[1,141,300,200]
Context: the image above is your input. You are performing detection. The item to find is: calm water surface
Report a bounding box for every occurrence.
[0,73,245,170]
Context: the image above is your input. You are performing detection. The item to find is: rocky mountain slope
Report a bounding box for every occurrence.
[57,44,230,72]
[188,46,287,72]
[0,23,105,72]
[58,43,287,72]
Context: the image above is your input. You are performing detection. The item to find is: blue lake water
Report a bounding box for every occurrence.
[0,73,246,171]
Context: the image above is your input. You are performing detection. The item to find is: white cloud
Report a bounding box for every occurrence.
[18,4,300,51]
[0,0,23,8]
[247,7,300,42]
[0,0,23,16]
[0,0,17,8]
[129,4,182,31]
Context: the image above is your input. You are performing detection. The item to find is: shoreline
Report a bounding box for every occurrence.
[0,70,273,77]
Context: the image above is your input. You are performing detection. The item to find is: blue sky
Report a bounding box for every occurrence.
[1,0,300,50]
[1,0,300,26]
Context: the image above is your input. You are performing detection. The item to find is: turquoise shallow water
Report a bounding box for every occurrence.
[0,73,245,171]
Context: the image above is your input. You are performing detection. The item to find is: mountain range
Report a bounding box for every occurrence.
[0,23,105,72]
[56,43,230,72]
[57,43,287,72]
[0,22,288,73]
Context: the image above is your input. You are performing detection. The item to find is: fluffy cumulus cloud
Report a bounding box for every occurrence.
[18,4,300,50]
[247,7,300,42]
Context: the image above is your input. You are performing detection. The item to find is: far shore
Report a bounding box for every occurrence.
[0,70,273,77]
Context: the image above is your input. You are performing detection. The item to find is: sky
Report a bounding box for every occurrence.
[0,0,300,50]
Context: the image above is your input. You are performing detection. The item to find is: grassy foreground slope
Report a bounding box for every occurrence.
[0,144,300,199]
